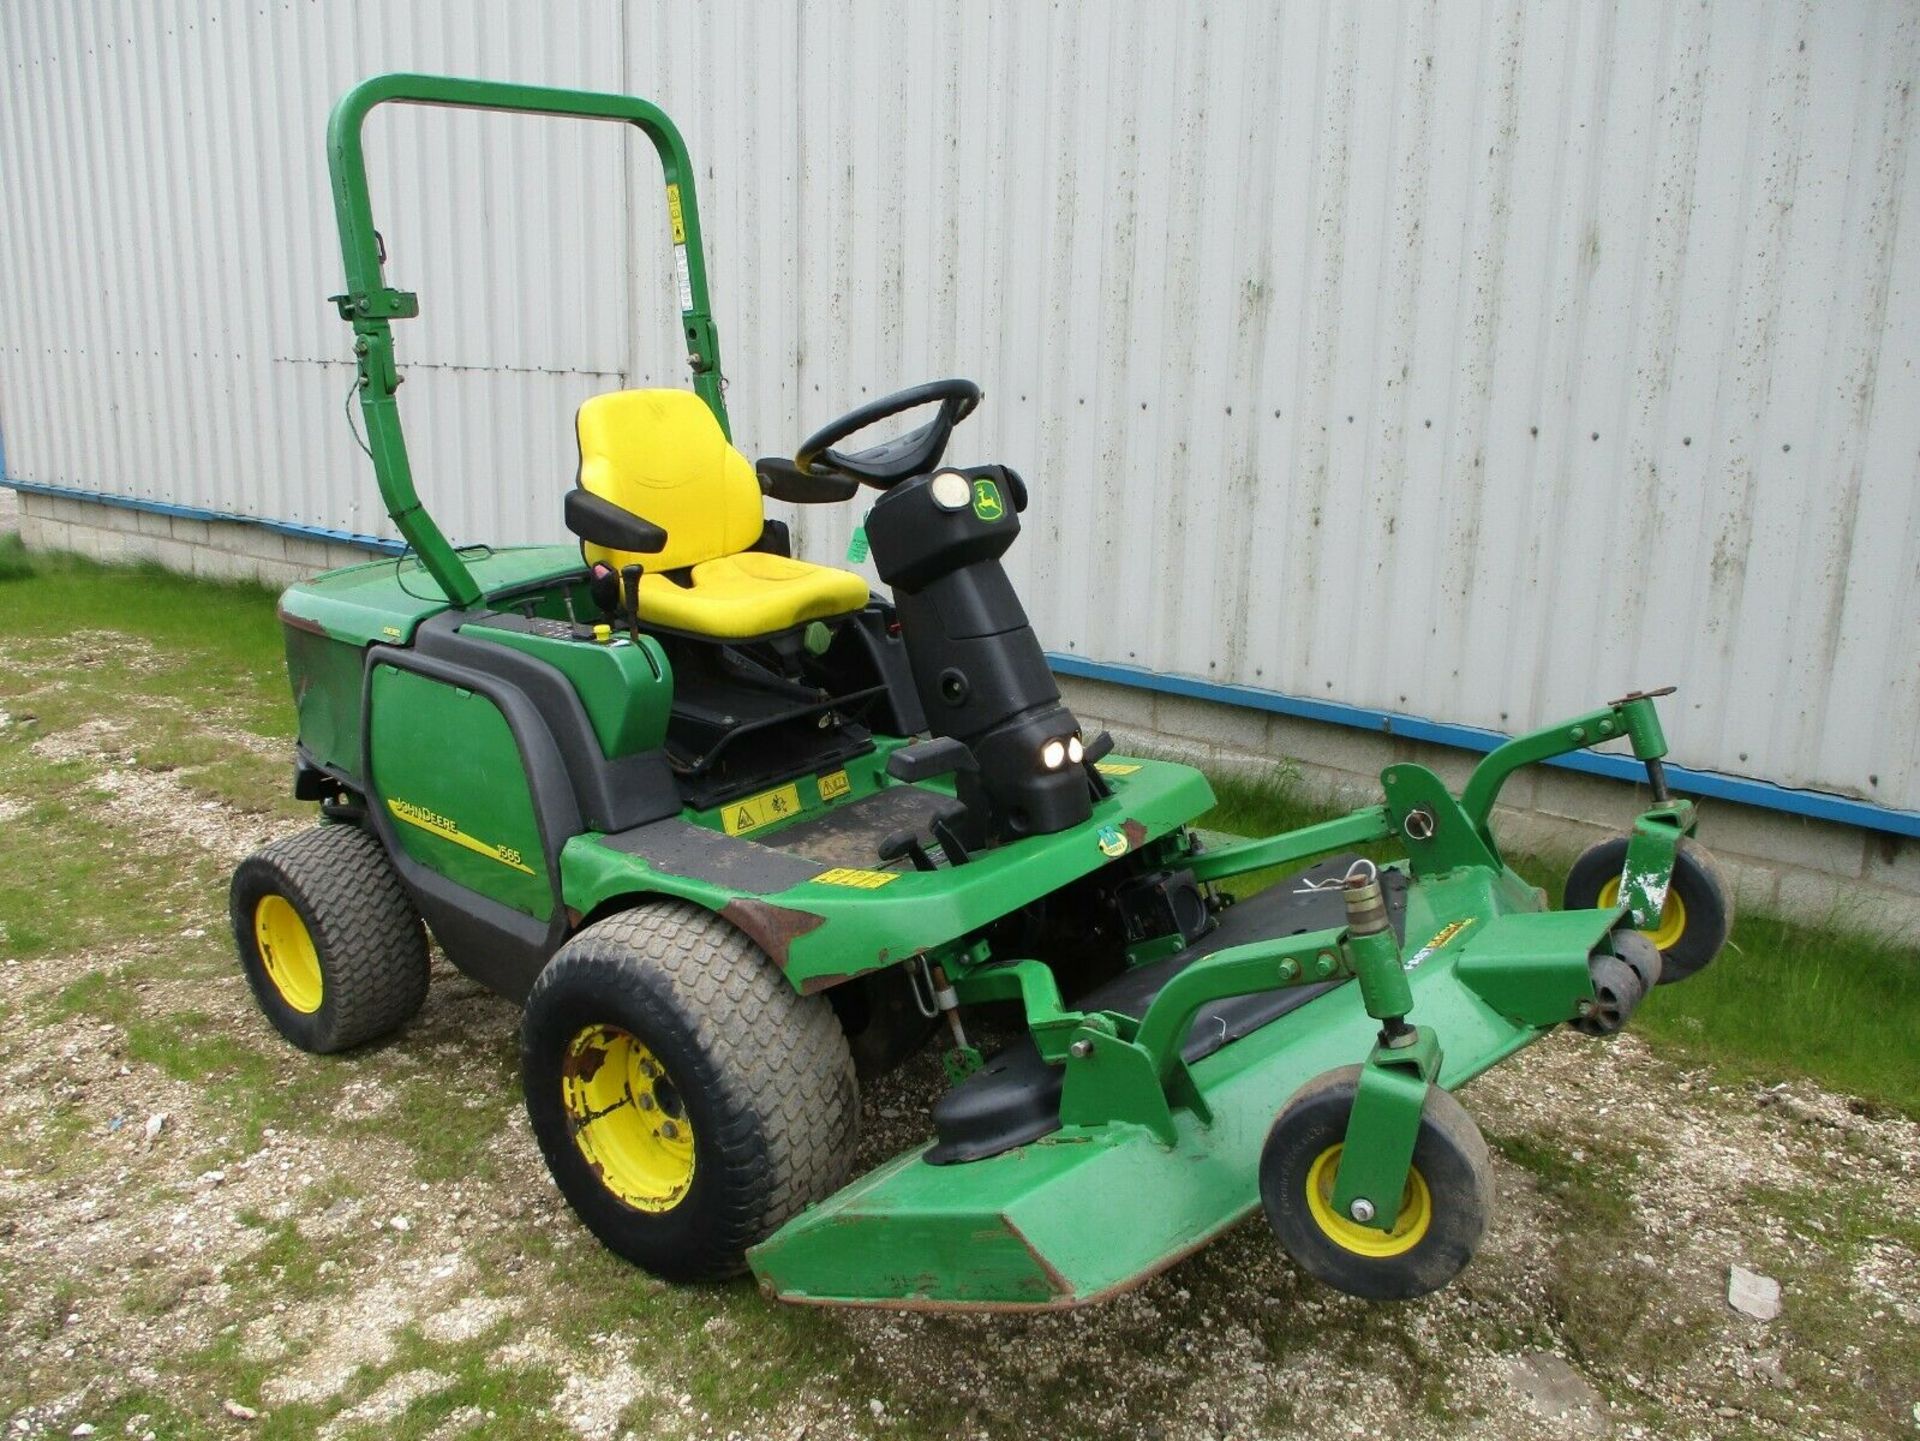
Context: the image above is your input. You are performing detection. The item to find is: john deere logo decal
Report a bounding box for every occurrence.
[972,478,1005,521]
[1096,824,1129,858]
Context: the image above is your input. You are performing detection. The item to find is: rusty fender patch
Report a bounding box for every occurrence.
[276,603,329,637]
[720,897,828,969]
[1121,818,1149,850]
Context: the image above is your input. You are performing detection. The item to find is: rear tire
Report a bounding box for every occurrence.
[229,823,430,1053]
[521,902,859,1281]
[1564,836,1733,984]
[1260,1066,1493,1301]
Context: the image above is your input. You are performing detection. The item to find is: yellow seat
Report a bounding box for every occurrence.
[575,389,870,639]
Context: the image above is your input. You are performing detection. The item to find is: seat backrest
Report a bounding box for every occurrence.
[575,389,763,573]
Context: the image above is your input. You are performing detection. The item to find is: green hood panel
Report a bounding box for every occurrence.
[278,544,584,647]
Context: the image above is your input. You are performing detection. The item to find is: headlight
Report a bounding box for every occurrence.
[1040,739,1067,770]
[930,470,972,510]
[1067,735,1084,764]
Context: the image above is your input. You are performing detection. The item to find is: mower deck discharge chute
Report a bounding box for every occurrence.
[232,73,1732,1311]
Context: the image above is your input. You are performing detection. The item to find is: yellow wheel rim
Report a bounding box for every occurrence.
[1304,1145,1432,1258]
[253,894,323,1014]
[561,1025,696,1213]
[1597,875,1688,952]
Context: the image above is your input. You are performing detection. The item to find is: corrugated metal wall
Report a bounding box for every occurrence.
[2,0,1916,813]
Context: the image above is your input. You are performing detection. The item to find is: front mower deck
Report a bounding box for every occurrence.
[748,856,1612,1310]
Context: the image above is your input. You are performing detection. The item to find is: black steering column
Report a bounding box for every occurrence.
[792,382,1093,846]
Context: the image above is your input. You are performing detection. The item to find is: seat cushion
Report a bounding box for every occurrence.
[640,551,871,639]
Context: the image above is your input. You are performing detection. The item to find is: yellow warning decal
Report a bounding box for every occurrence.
[1095,762,1141,776]
[1403,917,1474,970]
[818,769,852,803]
[387,798,535,875]
[722,783,802,837]
[665,184,686,243]
[814,867,899,890]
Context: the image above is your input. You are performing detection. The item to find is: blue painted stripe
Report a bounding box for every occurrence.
[1048,652,1920,840]
[0,475,406,554]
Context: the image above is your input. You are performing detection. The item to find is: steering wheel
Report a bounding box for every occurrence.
[794,379,981,489]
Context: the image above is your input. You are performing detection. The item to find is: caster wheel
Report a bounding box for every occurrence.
[1259,1066,1494,1300]
[1610,929,1662,993]
[1565,836,1733,984]
[1571,952,1646,1037]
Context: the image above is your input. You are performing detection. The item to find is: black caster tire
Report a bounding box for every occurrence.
[229,823,429,1054]
[1571,952,1646,1037]
[521,902,859,1282]
[1564,836,1733,984]
[1260,1066,1494,1301]
[1610,929,1662,993]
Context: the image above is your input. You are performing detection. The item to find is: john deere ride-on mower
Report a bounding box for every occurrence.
[231,74,1732,1309]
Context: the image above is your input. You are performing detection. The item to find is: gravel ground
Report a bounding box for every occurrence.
[2,632,1917,1440]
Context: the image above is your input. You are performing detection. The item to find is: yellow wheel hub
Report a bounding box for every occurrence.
[1305,1144,1432,1258]
[562,1025,696,1213]
[253,894,323,1014]
[1598,875,1688,952]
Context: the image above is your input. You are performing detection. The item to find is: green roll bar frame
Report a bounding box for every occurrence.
[326,73,731,610]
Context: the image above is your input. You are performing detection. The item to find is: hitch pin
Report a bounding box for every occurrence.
[1294,857,1379,896]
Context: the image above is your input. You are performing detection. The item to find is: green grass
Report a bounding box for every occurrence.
[1633,913,1920,1115]
[0,531,35,581]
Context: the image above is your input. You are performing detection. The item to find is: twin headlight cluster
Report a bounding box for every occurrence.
[1040,734,1086,771]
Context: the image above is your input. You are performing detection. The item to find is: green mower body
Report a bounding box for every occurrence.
[231,73,1732,1312]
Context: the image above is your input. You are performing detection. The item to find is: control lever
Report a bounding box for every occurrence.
[620,564,643,645]
[877,828,938,873]
[929,812,973,867]
[1082,729,1116,799]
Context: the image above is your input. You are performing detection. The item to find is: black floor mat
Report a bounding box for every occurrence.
[753,784,963,868]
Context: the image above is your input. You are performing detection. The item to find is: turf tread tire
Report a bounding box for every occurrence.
[229,823,430,1053]
[521,901,858,1281]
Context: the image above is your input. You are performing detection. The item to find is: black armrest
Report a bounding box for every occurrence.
[757,457,860,505]
[885,736,979,784]
[564,490,667,555]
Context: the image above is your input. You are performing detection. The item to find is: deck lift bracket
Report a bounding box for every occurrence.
[324,72,733,612]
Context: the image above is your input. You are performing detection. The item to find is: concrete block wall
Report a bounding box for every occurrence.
[1061,675,1920,941]
[15,491,376,588]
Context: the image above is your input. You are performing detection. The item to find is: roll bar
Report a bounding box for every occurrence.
[326,73,730,609]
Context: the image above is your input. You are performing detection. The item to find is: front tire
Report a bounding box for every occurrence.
[1260,1066,1493,1300]
[229,823,430,1053]
[521,902,859,1281]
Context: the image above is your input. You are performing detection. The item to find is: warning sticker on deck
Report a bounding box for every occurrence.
[814,867,898,889]
[722,783,801,837]
[1403,918,1474,970]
